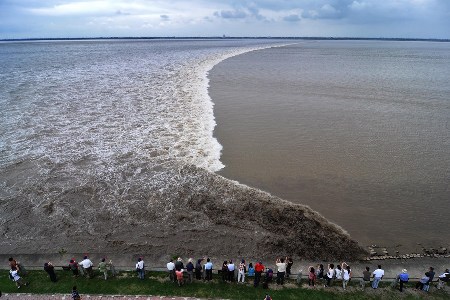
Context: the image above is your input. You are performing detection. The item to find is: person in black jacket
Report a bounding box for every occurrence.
[44,262,57,282]
[186,258,194,283]
[175,257,184,271]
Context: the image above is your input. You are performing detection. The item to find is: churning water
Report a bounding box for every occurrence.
[0,40,286,173]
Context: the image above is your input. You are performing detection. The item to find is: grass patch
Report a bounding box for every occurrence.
[1,270,448,300]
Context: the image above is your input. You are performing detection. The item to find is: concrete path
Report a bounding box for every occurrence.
[0,294,210,300]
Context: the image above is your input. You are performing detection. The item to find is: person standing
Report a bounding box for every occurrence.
[286,257,293,278]
[109,260,117,277]
[341,262,351,290]
[316,264,324,280]
[98,258,109,280]
[186,258,194,283]
[227,260,235,282]
[204,258,213,281]
[175,257,184,272]
[136,257,145,280]
[71,285,81,300]
[195,259,203,280]
[397,269,409,292]
[9,267,28,289]
[44,262,57,282]
[324,264,335,287]
[372,265,384,289]
[360,266,371,289]
[175,269,184,286]
[334,265,342,281]
[437,268,450,289]
[69,259,79,277]
[308,266,316,286]
[80,256,94,278]
[254,261,265,287]
[238,259,246,283]
[167,259,176,282]
[9,257,27,276]
[221,261,228,282]
[9,258,19,272]
[276,257,286,285]
[423,267,435,291]
[248,263,255,277]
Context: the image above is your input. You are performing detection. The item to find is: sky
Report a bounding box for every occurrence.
[1,0,449,39]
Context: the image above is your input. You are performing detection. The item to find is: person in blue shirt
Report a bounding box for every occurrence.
[248,263,255,277]
[204,258,213,281]
[397,269,409,292]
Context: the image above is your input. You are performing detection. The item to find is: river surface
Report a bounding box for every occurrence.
[210,41,450,252]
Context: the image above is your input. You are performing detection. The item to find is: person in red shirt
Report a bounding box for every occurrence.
[254,261,265,287]
[175,270,184,286]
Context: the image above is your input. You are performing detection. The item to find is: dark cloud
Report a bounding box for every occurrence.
[160,14,169,21]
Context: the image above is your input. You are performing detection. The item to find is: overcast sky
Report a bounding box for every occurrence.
[1,0,449,39]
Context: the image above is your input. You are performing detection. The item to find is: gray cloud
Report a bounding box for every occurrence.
[214,10,247,19]
[283,14,301,22]
[0,0,449,39]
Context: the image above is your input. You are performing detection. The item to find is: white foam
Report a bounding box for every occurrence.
[0,40,292,176]
[177,43,294,171]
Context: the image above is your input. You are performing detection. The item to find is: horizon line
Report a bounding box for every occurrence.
[1,36,450,42]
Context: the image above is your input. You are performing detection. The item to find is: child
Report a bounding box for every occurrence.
[308,266,316,286]
[175,269,184,286]
[248,263,255,277]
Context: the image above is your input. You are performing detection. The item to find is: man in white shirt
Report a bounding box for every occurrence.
[325,264,335,287]
[9,267,28,288]
[227,260,235,282]
[335,265,342,281]
[136,257,145,280]
[437,268,449,289]
[276,258,287,285]
[372,265,385,289]
[80,256,94,278]
[167,259,176,282]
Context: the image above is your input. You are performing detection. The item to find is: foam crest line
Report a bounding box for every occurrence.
[190,43,295,172]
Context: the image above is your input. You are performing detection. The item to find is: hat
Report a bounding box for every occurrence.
[402,269,407,273]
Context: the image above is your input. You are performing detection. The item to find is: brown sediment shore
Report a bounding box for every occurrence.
[1,157,364,261]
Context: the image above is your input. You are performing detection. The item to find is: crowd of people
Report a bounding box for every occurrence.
[5,255,450,298]
[161,257,449,293]
[307,263,450,292]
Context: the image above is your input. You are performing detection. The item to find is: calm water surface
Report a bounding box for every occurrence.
[210,41,450,252]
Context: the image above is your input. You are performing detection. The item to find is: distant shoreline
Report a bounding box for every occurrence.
[1,37,449,42]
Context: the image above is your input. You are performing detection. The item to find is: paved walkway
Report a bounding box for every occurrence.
[0,295,210,300]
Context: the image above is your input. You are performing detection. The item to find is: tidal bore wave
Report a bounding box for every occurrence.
[0,40,365,260]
